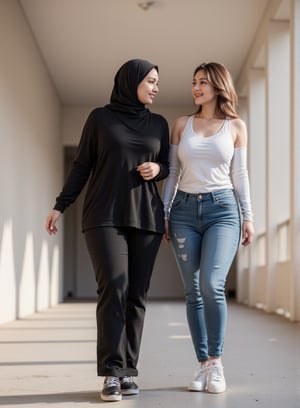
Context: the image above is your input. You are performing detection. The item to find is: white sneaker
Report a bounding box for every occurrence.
[207,360,226,393]
[188,365,209,392]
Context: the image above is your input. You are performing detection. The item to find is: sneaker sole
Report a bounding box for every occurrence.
[100,393,122,401]
[207,385,226,394]
[188,386,207,392]
[121,389,139,395]
[188,381,207,392]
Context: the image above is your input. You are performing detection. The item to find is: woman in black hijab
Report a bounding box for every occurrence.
[45,59,169,402]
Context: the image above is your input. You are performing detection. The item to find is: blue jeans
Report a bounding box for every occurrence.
[169,189,241,362]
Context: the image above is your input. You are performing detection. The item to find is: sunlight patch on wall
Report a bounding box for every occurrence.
[37,240,50,310]
[50,245,60,305]
[0,219,16,323]
[19,232,35,318]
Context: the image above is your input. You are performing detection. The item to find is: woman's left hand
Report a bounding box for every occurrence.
[241,220,254,246]
[162,219,170,243]
[137,162,160,180]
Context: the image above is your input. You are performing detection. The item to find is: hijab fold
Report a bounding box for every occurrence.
[106,59,158,130]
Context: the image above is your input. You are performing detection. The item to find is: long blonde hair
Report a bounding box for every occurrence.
[194,62,239,118]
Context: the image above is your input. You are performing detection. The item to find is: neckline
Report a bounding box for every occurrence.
[191,115,227,139]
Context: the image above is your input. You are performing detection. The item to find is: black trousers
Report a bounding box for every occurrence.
[84,226,162,377]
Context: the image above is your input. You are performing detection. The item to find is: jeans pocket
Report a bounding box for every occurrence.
[171,196,183,210]
[214,191,237,209]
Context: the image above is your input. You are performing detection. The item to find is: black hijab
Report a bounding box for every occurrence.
[106,59,159,130]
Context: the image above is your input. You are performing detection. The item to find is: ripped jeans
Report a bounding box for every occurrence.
[169,189,241,362]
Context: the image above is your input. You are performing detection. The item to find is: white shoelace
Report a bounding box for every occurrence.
[105,376,120,387]
[209,366,224,382]
[120,376,133,384]
[194,366,208,379]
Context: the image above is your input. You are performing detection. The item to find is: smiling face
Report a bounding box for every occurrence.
[137,68,159,105]
[192,69,218,107]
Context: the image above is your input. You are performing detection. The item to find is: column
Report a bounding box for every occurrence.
[266,20,290,313]
[290,0,300,321]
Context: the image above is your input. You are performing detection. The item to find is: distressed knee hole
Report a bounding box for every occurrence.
[180,254,188,261]
[176,237,186,249]
[174,236,188,261]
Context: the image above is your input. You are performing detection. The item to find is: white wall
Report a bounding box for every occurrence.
[0,0,63,323]
[235,0,300,321]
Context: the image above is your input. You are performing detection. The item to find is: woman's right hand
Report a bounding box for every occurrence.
[162,219,170,243]
[45,209,62,235]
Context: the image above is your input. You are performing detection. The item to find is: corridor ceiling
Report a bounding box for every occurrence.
[20,0,270,107]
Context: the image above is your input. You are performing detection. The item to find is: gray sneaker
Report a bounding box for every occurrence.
[100,376,122,401]
[120,376,139,395]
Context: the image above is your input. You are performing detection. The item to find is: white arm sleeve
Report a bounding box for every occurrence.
[162,144,181,219]
[231,147,254,222]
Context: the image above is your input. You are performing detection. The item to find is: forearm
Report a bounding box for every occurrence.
[231,147,254,222]
[162,144,181,219]
[54,161,91,213]
[153,161,169,181]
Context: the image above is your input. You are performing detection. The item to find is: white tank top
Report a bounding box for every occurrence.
[177,115,234,193]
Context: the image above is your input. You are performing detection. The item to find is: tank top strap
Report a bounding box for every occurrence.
[186,115,194,128]
[223,116,231,132]
[183,115,194,134]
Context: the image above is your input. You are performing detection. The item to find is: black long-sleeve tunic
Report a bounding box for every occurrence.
[54,106,169,234]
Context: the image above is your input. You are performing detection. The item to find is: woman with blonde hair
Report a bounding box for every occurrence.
[163,62,254,393]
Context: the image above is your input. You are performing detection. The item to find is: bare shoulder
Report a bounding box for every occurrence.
[230,117,248,147]
[231,117,247,132]
[171,115,189,144]
[174,115,190,129]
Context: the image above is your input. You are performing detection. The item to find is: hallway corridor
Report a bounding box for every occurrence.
[0,301,299,408]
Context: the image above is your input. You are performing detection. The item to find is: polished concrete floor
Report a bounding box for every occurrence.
[0,300,299,408]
